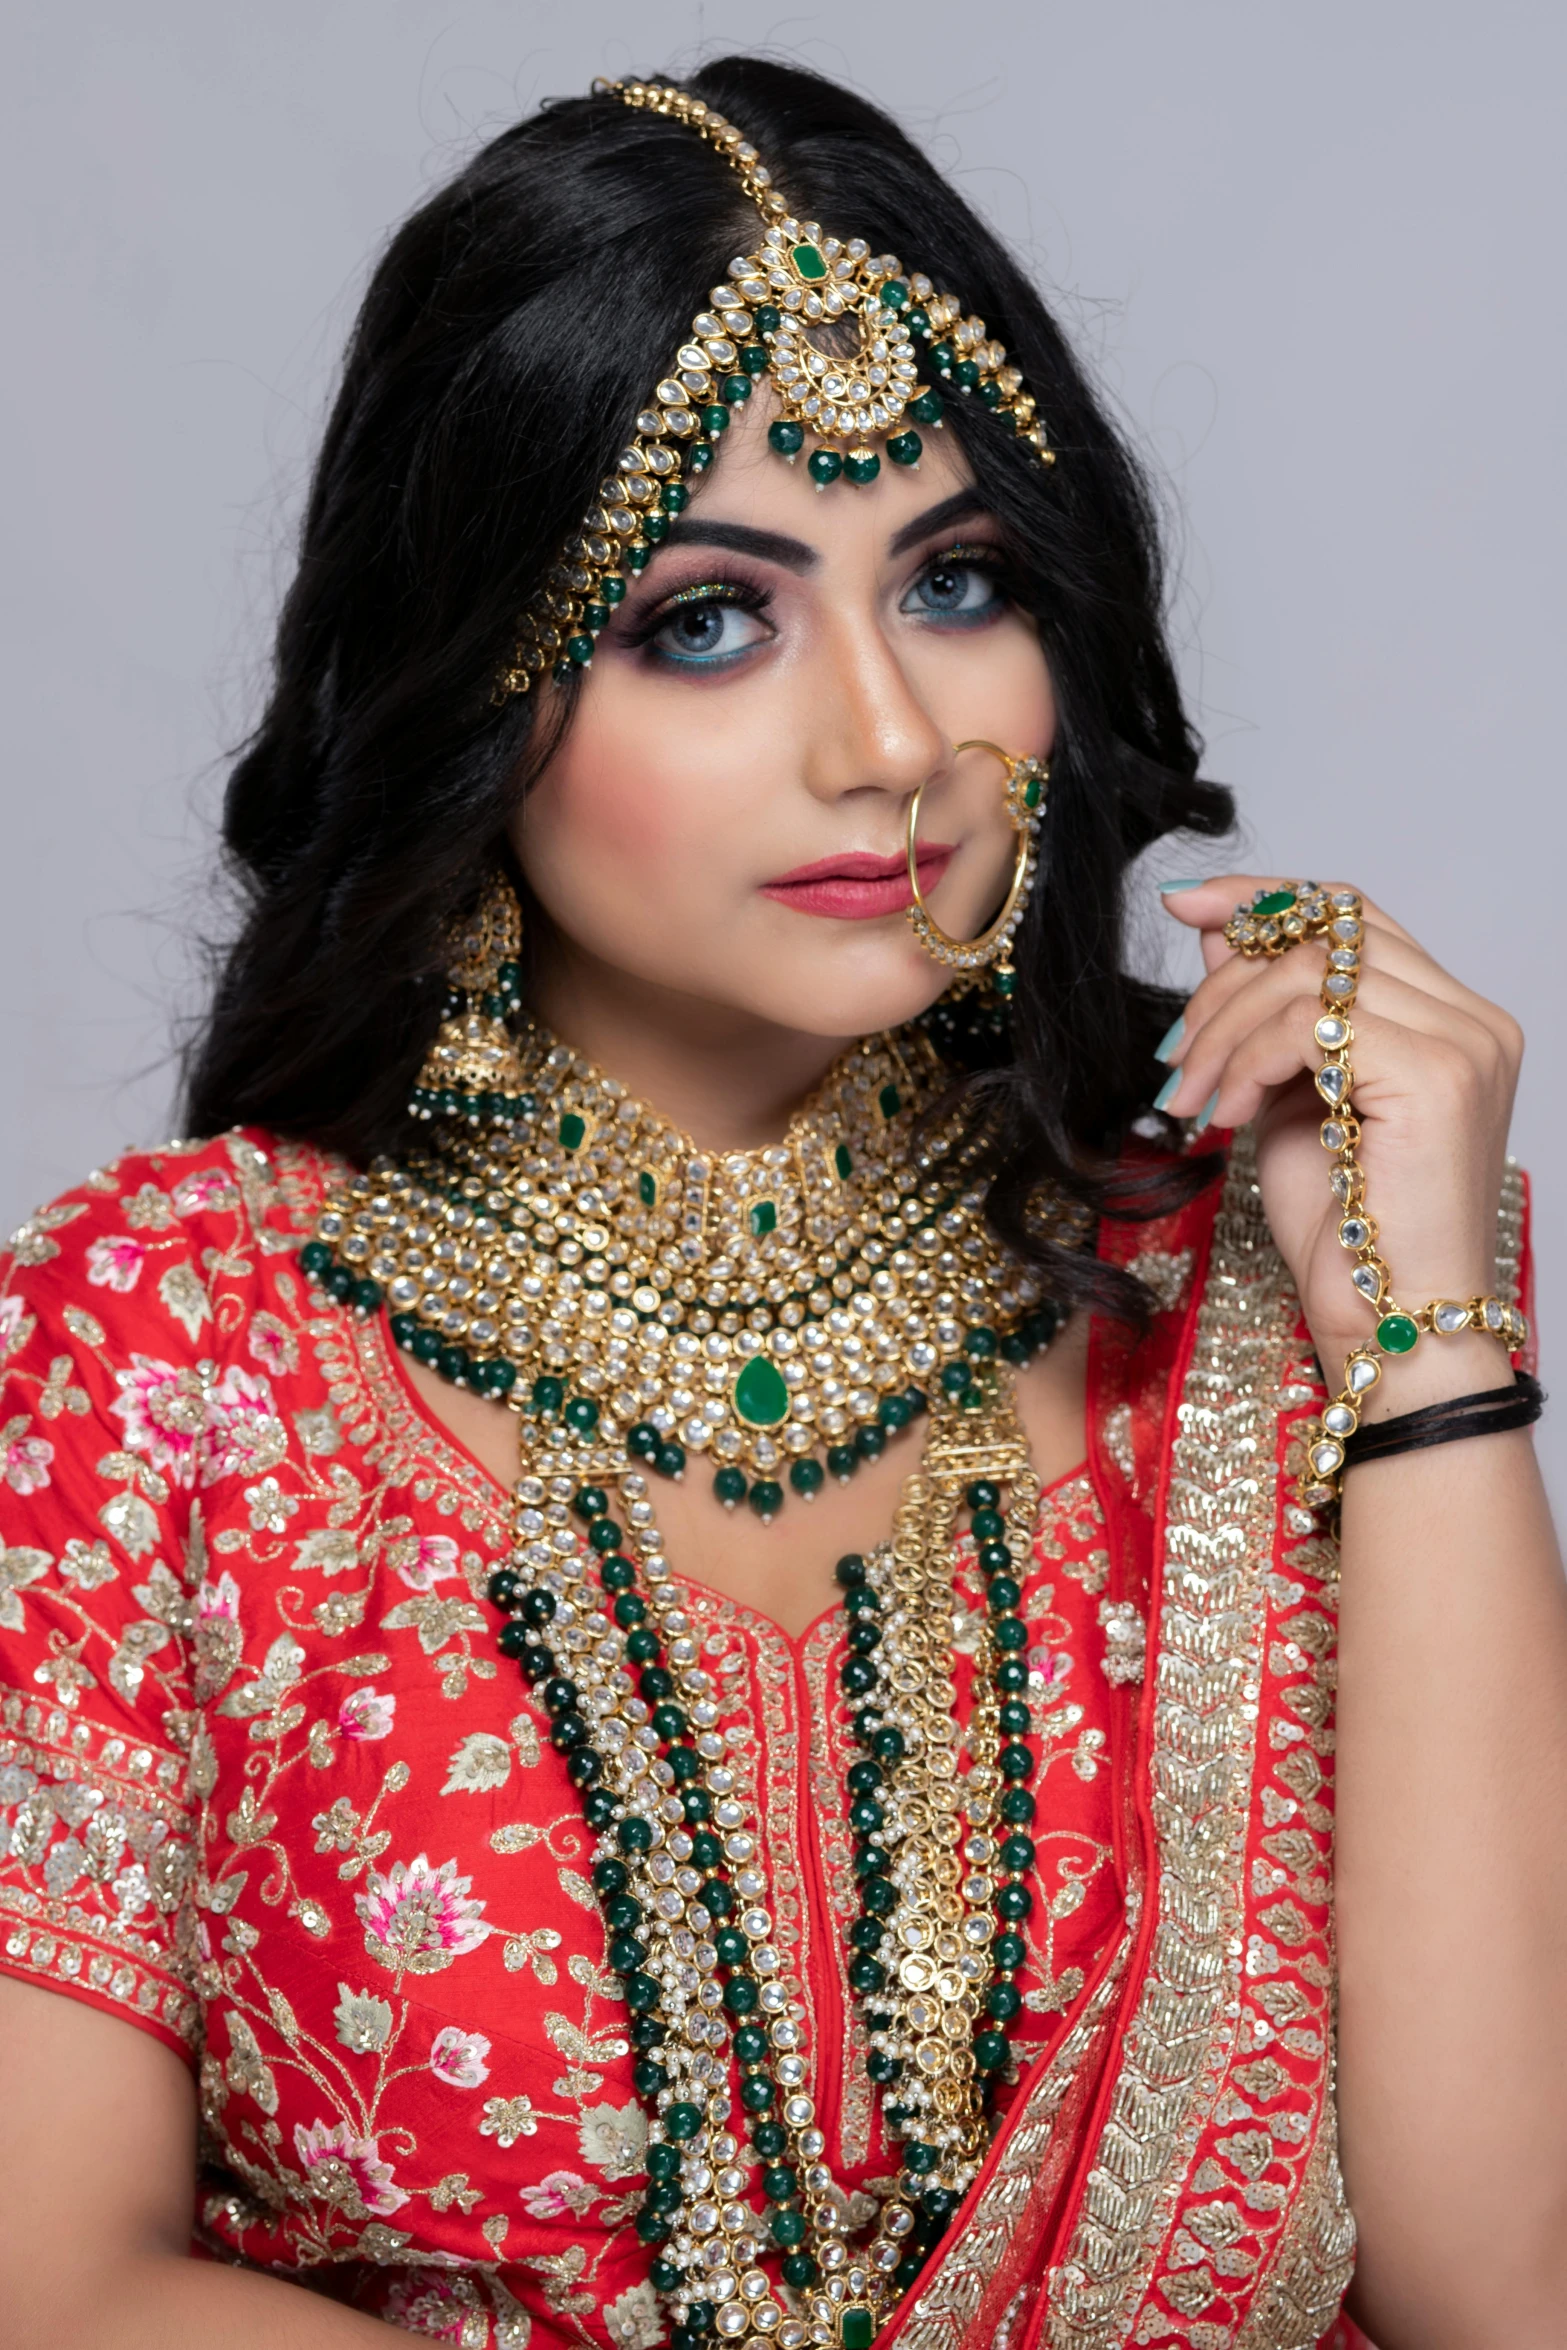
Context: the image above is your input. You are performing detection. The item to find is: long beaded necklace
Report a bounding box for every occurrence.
[301,1025,1074,2348]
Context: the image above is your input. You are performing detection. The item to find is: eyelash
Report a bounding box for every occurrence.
[620,539,1014,662]
[621,576,769,651]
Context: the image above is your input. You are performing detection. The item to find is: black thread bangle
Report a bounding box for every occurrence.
[1342,1372,1544,1469]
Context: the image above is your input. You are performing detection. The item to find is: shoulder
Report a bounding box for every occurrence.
[3,1127,344,1342]
[0,1129,350,1483]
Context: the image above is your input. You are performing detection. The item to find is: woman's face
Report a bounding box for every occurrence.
[511,393,1056,1048]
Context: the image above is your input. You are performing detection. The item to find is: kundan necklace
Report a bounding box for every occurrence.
[301,1022,1075,2348]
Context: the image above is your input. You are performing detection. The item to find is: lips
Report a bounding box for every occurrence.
[760,845,956,920]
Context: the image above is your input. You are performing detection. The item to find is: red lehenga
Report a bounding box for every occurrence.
[0,1129,1530,2347]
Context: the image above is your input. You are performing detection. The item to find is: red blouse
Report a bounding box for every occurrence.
[0,1131,1133,2346]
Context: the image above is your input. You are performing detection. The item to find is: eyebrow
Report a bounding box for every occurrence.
[665,487,996,577]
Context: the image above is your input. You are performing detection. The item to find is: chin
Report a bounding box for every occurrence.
[738,958,952,1041]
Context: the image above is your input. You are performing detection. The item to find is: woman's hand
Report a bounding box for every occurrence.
[1153,876,1524,1405]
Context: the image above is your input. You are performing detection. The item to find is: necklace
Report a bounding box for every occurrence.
[301,1020,1074,1519]
[300,1024,1076,2345]
[482,1393,1042,2349]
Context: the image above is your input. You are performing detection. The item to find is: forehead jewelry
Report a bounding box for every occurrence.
[1222,881,1527,1508]
[496,78,1055,700]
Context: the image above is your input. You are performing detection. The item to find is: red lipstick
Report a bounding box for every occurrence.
[760,845,955,920]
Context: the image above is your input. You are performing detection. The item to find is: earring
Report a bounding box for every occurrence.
[905,740,1048,999]
[408,871,530,1125]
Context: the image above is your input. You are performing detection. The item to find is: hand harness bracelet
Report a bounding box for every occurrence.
[1223,883,1529,1508]
[1341,1370,1543,1471]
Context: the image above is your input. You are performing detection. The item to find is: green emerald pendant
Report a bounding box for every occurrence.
[790,241,828,283]
[1376,1312,1420,1354]
[1252,887,1296,917]
[841,2313,877,2350]
[733,1352,790,1427]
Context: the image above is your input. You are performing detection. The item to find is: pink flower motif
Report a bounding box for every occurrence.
[428,2025,492,2088]
[292,2117,409,2217]
[85,1234,147,1292]
[339,1687,397,1742]
[109,1356,211,1487]
[173,1168,237,1215]
[356,1852,490,1974]
[519,2169,598,2220]
[197,1570,242,1624]
[391,1533,461,1593]
[203,1364,284,1483]
[4,1434,54,1496]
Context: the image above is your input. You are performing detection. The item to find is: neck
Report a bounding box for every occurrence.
[527,937,854,1152]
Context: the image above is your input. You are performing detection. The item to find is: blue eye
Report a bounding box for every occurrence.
[903,556,1007,624]
[648,593,770,668]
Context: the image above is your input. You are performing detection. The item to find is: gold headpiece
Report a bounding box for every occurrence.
[496,77,1055,700]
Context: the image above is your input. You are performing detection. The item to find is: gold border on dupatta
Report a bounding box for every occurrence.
[1045,1133,1353,2349]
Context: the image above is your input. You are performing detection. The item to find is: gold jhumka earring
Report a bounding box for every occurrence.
[904,740,1048,1000]
[408,871,529,1125]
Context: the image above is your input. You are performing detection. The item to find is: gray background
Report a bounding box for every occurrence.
[5,2,1563,1502]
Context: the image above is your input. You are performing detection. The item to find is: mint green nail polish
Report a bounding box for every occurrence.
[1153,1071,1180,1113]
[1159,878,1205,894]
[1154,1015,1184,1063]
[1196,1090,1220,1133]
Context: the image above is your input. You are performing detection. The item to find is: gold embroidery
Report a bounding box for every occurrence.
[1046,1134,1353,2348]
[0,1692,199,2043]
[895,1937,1133,2350]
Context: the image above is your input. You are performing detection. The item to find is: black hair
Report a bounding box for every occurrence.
[183,54,1233,1322]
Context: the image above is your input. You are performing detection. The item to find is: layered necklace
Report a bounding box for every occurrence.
[303,1022,1076,2349]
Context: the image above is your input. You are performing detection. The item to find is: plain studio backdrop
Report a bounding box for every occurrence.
[4,2,1563,1505]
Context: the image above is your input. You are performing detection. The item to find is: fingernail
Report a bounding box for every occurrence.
[1196,1090,1220,1133]
[1153,1071,1181,1113]
[1154,1015,1184,1063]
[1159,878,1205,895]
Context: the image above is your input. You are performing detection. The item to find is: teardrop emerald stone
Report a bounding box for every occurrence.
[733,1352,790,1427]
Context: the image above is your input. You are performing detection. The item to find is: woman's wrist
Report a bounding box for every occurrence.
[1307,1323,1517,1425]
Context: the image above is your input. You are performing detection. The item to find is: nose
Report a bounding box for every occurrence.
[795,601,950,813]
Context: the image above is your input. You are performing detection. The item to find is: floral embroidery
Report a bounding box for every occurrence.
[2,1428,53,1495]
[0,1128,1392,2348]
[86,1234,148,1293]
[340,1686,397,1741]
[293,2116,411,2217]
[357,1852,491,1971]
[431,2025,494,2087]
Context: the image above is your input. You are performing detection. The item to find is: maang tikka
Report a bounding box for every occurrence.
[495,79,1057,700]
[408,871,530,1126]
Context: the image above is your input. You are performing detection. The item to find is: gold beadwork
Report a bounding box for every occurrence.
[495,79,1054,701]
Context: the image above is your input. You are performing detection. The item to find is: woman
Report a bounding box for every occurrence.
[0,54,1562,2350]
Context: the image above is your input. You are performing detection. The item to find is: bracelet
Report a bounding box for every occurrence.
[1223,881,1530,1509]
[1342,1371,1544,1468]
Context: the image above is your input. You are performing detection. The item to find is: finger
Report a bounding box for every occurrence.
[1159,875,1428,956]
[1155,957,1509,1122]
[1162,919,1509,1071]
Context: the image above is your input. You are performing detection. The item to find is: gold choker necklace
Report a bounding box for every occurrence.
[302,1021,1079,1516]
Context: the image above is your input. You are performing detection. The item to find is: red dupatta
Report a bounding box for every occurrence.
[880,1136,1531,2350]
